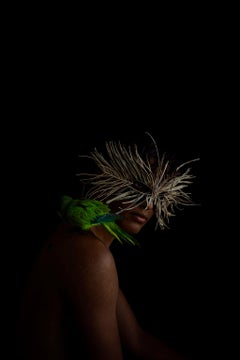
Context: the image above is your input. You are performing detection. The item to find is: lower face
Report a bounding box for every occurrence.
[110,202,155,234]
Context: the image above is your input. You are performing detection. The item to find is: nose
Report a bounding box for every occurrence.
[140,200,154,211]
[146,202,154,210]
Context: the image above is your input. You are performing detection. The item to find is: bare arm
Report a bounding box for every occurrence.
[117,289,189,360]
[60,240,124,359]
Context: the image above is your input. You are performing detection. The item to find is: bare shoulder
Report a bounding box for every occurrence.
[45,223,118,290]
[51,223,116,265]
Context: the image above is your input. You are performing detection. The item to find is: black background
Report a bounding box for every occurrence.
[5,14,225,359]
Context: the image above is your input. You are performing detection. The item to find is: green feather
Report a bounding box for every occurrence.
[59,196,137,245]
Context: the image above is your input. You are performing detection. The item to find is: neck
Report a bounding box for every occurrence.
[90,225,115,248]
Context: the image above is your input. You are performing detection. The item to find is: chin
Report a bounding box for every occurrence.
[117,220,144,234]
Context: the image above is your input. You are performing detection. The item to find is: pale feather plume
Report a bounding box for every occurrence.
[77,133,200,230]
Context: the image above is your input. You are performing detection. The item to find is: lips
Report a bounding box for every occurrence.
[130,212,148,224]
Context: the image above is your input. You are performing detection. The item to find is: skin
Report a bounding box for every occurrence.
[16,201,189,359]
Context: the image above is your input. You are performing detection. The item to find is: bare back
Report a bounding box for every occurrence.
[16,223,123,359]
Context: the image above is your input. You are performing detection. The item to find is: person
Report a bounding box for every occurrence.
[15,132,199,359]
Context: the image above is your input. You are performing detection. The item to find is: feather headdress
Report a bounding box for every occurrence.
[77,132,199,230]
